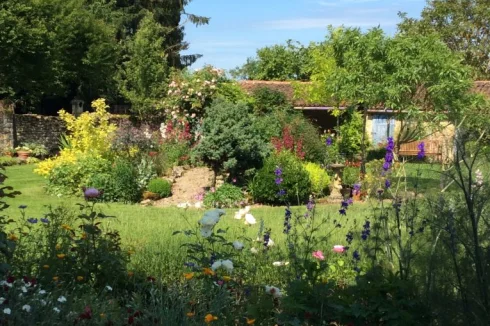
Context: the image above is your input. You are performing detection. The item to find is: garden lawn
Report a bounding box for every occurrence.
[2,163,440,281]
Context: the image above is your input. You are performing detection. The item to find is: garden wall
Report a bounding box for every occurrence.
[0,108,131,152]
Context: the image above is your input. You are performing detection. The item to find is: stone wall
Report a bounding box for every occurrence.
[14,114,67,153]
[0,101,14,151]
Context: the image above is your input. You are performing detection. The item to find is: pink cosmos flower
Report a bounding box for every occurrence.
[312,250,325,260]
[332,245,345,253]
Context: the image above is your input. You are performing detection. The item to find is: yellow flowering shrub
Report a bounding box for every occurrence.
[35,99,116,176]
[303,162,331,195]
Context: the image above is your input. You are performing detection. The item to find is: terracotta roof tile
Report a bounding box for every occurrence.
[240,80,490,107]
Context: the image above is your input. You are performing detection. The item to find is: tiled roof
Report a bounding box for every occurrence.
[239,80,490,107]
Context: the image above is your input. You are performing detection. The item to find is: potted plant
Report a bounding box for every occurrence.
[15,145,32,160]
[25,142,48,159]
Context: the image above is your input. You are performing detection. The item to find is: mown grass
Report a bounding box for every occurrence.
[2,163,441,282]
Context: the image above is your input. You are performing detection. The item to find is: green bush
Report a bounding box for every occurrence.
[47,156,111,196]
[0,156,19,166]
[25,157,40,164]
[342,166,360,187]
[251,86,289,115]
[303,162,330,195]
[147,178,172,198]
[156,141,189,176]
[250,151,311,205]
[203,183,244,208]
[338,110,364,159]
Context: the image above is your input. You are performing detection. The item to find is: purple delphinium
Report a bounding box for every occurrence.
[40,218,49,224]
[326,137,333,146]
[283,207,292,234]
[385,179,391,189]
[383,137,395,171]
[339,208,347,216]
[275,177,283,185]
[277,189,286,197]
[361,220,371,240]
[346,231,353,245]
[27,218,38,224]
[18,205,27,209]
[275,167,283,176]
[353,183,361,195]
[353,250,360,261]
[417,142,425,160]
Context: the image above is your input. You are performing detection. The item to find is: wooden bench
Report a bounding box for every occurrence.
[398,140,443,161]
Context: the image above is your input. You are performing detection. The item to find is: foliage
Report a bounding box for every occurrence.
[230,40,315,80]
[303,162,330,195]
[0,156,19,166]
[155,141,190,176]
[22,142,48,158]
[35,99,116,177]
[398,0,490,79]
[203,183,244,208]
[116,11,169,120]
[192,99,269,184]
[338,109,364,159]
[342,166,360,187]
[250,87,289,115]
[250,151,311,205]
[214,81,253,105]
[147,178,172,199]
[272,126,305,160]
[110,121,157,157]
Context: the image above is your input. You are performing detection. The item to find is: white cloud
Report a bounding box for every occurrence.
[258,17,397,30]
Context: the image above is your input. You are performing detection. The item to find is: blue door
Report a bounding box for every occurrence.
[371,114,395,146]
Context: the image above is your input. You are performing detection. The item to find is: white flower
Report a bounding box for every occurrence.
[211,259,234,274]
[273,261,289,267]
[40,300,47,306]
[22,304,31,313]
[233,241,244,250]
[265,285,282,298]
[105,285,113,292]
[3,308,11,315]
[267,238,275,247]
[234,210,244,220]
[53,307,60,313]
[38,290,46,295]
[244,206,251,213]
[0,298,4,304]
[57,296,67,303]
[21,286,27,293]
[194,201,203,209]
[250,247,258,254]
[244,213,256,225]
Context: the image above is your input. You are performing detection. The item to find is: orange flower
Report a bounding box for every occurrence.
[222,276,231,282]
[7,234,18,242]
[204,314,218,323]
[202,268,215,276]
[76,276,84,281]
[55,244,61,250]
[57,254,66,259]
[186,312,195,317]
[42,264,49,269]
[61,224,73,231]
[246,317,256,325]
[53,276,59,282]
[184,272,194,280]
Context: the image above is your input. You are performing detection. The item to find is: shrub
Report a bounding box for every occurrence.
[192,99,269,184]
[203,183,244,208]
[147,178,172,198]
[338,110,364,159]
[250,151,311,205]
[156,141,189,176]
[342,166,360,187]
[25,157,40,164]
[303,162,330,195]
[251,86,289,115]
[0,156,19,166]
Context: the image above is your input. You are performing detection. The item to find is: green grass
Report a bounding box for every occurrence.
[2,165,372,279]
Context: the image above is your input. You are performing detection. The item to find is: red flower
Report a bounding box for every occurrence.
[6,276,15,283]
[128,316,134,324]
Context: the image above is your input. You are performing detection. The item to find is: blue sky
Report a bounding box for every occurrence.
[181,0,427,71]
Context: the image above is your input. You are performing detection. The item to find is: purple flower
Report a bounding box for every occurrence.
[263,230,271,248]
[275,177,283,185]
[283,207,292,234]
[277,189,286,196]
[361,220,371,240]
[347,198,353,205]
[353,250,360,261]
[306,199,314,211]
[386,137,395,152]
[275,167,282,176]
[41,218,49,224]
[18,205,27,209]
[326,137,333,146]
[341,200,349,208]
[385,179,391,189]
[346,231,353,244]
[353,183,361,195]
[382,161,391,171]
[27,218,38,224]
[83,187,101,200]
[385,151,394,163]
[339,208,347,216]
[417,142,425,159]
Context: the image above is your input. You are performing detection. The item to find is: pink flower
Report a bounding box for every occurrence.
[332,245,345,253]
[312,250,325,260]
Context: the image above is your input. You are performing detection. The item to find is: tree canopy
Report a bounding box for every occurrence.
[398,0,490,79]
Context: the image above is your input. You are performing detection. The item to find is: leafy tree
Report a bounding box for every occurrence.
[231,40,315,80]
[116,12,169,119]
[398,0,490,78]
[192,99,269,185]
